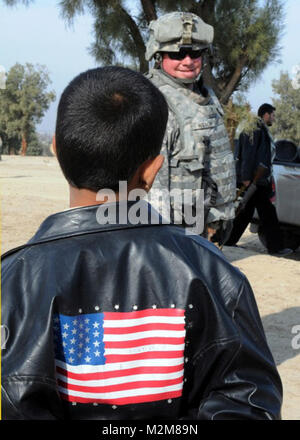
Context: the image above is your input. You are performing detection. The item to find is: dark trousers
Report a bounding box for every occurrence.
[225,185,284,253]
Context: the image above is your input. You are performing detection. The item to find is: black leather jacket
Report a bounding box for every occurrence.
[1,203,282,420]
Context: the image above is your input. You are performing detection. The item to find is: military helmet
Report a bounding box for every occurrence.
[145,12,214,61]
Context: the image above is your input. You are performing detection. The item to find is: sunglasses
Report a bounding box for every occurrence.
[166,49,206,60]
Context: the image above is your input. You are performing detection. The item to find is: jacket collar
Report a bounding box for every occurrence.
[27,200,166,246]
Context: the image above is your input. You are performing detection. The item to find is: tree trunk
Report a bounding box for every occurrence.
[202,63,222,100]
[21,133,27,156]
[140,0,157,23]
[190,2,247,106]
[191,0,216,22]
[223,98,239,151]
[219,55,248,104]
[120,6,148,72]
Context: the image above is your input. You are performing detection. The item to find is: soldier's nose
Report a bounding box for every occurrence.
[182,55,193,64]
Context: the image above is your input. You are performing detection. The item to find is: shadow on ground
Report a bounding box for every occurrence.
[222,229,300,263]
[261,307,300,366]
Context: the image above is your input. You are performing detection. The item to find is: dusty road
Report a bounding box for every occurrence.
[1,155,300,420]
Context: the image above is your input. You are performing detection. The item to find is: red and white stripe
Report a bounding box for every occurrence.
[56,308,186,405]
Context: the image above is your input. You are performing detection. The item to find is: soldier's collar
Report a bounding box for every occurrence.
[152,68,211,104]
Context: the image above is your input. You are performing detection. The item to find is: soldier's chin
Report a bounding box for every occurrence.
[176,70,198,79]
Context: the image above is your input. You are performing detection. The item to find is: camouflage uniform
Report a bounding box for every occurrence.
[145,12,236,239]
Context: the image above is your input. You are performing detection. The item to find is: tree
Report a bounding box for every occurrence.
[3,0,284,104]
[0,63,55,155]
[27,132,54,156]
[223,94,254,149]
[270,72,300,146]
[61,0,286,103]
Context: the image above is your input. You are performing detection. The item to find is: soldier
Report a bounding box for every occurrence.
[145,12,236,244]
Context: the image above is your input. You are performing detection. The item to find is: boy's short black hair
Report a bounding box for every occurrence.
[55,66,168,192]
[257,103,276,118]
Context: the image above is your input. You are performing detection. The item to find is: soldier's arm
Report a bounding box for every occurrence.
[152,110,180,191]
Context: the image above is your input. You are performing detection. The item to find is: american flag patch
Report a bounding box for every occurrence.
[53,308,186,405]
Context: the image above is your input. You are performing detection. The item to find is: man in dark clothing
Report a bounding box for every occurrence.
[225,103,292,256]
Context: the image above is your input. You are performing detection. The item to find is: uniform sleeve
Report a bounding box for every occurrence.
[148,110,180,215]
[184,277,283,420]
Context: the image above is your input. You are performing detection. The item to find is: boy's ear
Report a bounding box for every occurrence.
[128,154,164,192]
[140,154,164,190]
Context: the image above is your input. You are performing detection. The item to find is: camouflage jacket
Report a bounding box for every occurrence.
[146,68,236,229]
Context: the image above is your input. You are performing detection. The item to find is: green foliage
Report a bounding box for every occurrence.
[210,0,283,88]
[156,0,192,14]
[0,130,53,156]
[0,63,55,154]
[24,131,42,156]
[3,0,285,103]
[24,132,52,156]
[59,1,148,70]
[90,2,144,69]
[53,0,286,97]
[0,132,20,155]
[223,94,257,148]
[271,72,300,145]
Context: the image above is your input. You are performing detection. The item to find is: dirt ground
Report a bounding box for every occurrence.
[1,155,300,420]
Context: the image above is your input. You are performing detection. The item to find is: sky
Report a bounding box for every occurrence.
[0,0,299,135]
